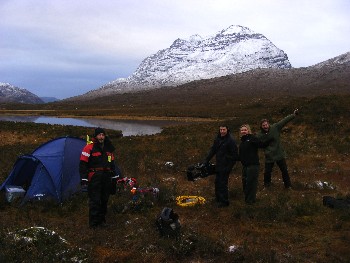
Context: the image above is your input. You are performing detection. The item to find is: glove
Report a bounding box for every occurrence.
[81,178,88,186]
[110,175,119,195]
[111,175,119,184]
[81,178,88,192]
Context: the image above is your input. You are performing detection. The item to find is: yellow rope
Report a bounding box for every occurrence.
[176,195,206,207]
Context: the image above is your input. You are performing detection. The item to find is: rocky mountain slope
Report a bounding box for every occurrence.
[311,51,350,68]
[77,25,291,99]
[0,83,43,104]
[63,51,349,110]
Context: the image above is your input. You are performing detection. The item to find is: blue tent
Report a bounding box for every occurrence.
[0,136,86,204]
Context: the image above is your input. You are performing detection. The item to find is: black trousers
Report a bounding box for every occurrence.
[88,172,111,227]
[264,158,291,188]
[215,170,230,205]
[242,165,259,204]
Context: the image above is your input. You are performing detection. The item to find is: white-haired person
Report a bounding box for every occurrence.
[238,124,270,204]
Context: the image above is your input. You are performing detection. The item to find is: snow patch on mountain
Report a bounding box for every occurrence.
[0,83,44,104]
[311,52,350,68]
[81,25,292,98]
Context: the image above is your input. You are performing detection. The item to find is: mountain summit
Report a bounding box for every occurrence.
[0,83,43,104]
[80,25,291,99]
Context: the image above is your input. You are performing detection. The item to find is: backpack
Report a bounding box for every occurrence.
[187,162,216,181]
[323,196,350,209]
[155,207,181,237]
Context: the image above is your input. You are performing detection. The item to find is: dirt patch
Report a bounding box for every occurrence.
[0,131,45,146]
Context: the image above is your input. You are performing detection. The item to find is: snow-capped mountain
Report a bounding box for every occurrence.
[0,83,44,104]
[79,25,291,99]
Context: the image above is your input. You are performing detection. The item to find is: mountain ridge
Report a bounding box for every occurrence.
[2,51,349,106]
[0,83,44,104]
[76,25,291,99]
[62,51,350,111]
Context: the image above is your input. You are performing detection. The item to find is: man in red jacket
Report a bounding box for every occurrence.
[80,127,120,228]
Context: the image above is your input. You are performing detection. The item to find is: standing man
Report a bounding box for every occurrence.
[257,109,298,189]
[205,125,238,207]
[80,127,121,228]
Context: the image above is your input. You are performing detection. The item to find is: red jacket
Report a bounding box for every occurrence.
[79,137,116,181]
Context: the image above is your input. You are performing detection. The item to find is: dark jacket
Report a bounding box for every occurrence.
[79,136,118,181]
[205,132,238,172]
[239,134,268,166]
[256,114,295,163]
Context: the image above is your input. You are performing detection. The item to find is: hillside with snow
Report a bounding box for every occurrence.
[0,83,44,104]
[76,25,291,99]
[311,51,350,68]
[60,50,350,110]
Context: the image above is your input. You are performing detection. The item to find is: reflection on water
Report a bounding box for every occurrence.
[0,115,180,136]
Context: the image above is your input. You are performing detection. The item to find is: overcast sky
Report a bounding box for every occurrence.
[1,0,349,99]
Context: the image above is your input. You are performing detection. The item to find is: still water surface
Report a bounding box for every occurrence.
[0,115,183,136]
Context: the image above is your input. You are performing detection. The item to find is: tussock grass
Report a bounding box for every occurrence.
[0,94,350,262]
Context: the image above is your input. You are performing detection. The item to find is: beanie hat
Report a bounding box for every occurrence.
[94,127,105,137]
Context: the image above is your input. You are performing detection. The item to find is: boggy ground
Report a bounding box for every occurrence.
[0,95,350,262]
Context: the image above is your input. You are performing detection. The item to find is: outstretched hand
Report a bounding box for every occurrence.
[81,178,88,192]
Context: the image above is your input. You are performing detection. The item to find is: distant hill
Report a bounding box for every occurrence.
[310,51,350,68]
[0,83,44,104]
[40,97,60,103]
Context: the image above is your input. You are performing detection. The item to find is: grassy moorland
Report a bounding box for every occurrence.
[0,94,350,262]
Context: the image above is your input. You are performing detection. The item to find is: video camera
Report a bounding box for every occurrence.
[186,162,216,181]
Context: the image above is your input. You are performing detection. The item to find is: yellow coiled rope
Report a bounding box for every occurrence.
[176,195,206,207]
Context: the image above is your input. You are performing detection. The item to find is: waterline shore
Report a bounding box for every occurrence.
[0,109,221,123]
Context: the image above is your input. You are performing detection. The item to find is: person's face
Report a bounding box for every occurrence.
[240,126,249,136]
[261,121,270,132]
[96,133,105,143]
[219,127,228,137]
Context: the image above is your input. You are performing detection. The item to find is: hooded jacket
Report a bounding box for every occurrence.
[256,114,295,163]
